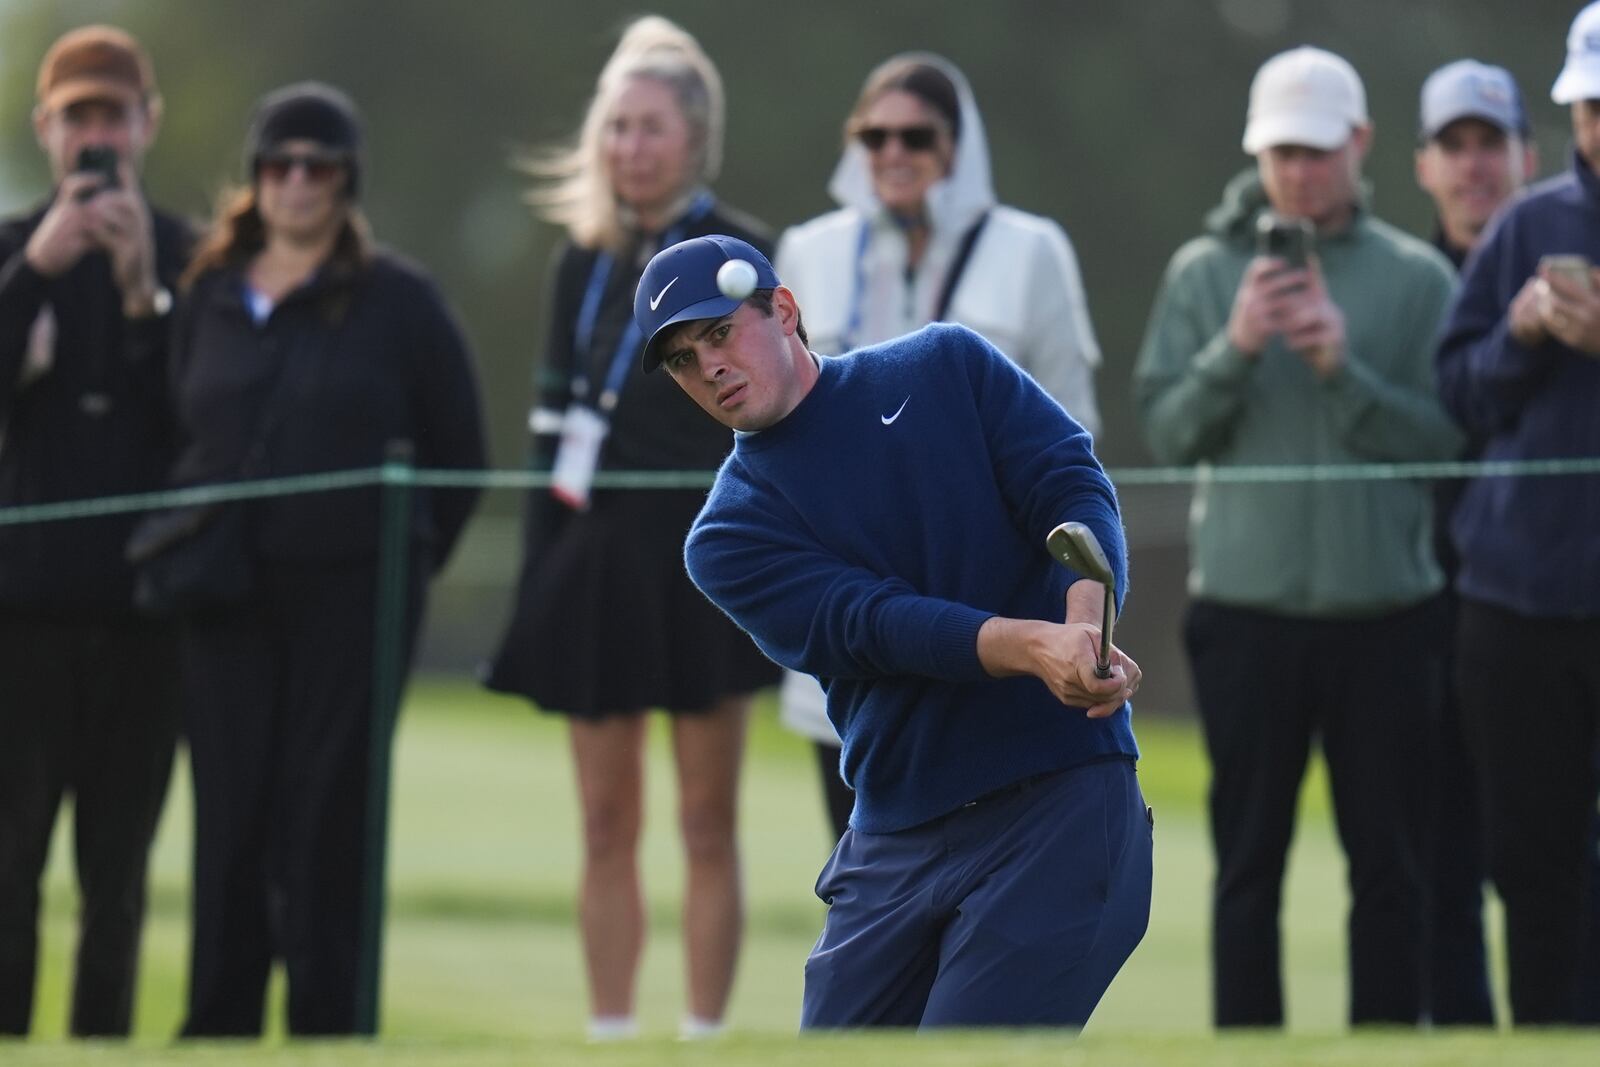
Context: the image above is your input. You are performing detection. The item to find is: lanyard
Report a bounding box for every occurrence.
[839,210,990,353]
[570,191,714,413]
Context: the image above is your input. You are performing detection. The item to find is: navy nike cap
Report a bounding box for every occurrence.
[634,235,780,373]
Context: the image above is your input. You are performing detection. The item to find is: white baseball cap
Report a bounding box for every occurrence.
[1242,46,1368,154]
[1552,1,1600,104]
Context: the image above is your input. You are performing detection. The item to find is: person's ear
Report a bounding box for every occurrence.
[772,286,800,336]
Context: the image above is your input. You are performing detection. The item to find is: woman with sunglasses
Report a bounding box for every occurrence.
[163,82,485,1036]
[774,54,1105,840]
[482,18,777,1040]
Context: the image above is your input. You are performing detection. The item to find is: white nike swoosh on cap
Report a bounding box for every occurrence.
[650,277,679,311]
[881,396,910,425]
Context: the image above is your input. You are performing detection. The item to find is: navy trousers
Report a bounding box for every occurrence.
[801,758,1152,1030]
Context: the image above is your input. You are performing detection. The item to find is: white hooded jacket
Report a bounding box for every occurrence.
[775,54,1104,746]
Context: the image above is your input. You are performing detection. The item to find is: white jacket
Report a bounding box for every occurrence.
[774,54,1103,745]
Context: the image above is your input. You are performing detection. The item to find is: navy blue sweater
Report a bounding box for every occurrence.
[1436,149,1600,618]
[685,324,1138,832]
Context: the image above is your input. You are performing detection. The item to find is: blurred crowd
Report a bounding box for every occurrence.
[2,2,1599,1042]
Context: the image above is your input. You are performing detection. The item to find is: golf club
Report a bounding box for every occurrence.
[1045,521,1116,679]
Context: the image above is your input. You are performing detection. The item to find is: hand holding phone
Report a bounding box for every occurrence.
[1256,212,1314,271]
[1537,253,1600,355]
[73,145,120,201]
[1228,214,1317,357]
[1540,254,1594,293]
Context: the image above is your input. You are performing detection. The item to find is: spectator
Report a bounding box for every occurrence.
[0,25,188,1038]
[1411,57,1537,1027]
[482,17,778,1040]
[166,82,485,1037]
[1434,0,1600,1025]
[1133,47,1463,1027]
[773,52,1103,840]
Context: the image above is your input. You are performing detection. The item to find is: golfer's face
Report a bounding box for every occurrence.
[660,298,804,432]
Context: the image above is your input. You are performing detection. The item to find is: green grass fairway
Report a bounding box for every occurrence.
[11,679,1592,1065]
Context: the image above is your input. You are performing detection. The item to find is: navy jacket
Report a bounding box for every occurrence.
[1435,149,1600,618]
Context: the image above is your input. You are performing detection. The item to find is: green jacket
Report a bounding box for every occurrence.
[1133,170,1464,617]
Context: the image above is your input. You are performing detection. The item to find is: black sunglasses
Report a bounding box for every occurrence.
[855,125,941,152]
[255,151,347,183]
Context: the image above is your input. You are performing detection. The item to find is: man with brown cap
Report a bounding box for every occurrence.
[0,25,189,1037]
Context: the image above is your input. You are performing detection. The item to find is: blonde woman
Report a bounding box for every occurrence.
[484,17,775,1040]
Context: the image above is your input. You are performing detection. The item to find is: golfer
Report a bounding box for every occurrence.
[633,234,1151,1029]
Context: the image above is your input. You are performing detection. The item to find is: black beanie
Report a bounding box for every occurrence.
[245,81,363,195]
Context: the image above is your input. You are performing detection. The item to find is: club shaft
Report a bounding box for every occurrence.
[1096,586,1114,679]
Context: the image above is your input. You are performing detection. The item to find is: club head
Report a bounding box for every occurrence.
[1045,522,1115,592]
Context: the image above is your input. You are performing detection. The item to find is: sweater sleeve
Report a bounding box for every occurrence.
[1321,255,1464,461]
[957,327,1127,607]
[686,484,995,683]
[1133,246,1258,464]
[1436,209,1558,436]
[1016,221,1103,438]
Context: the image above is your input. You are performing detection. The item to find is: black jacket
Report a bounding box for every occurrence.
[0,201,190,619]
[168,249,485,569]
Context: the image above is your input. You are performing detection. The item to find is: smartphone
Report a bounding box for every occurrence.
[1540,253,1593,292]
[1255,212,1314,270]
[73,145,120,200]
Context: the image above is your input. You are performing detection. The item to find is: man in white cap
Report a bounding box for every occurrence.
[1411,57,1537,1030]
[1134,46,1462,1028]
[1435,0,1600,1027]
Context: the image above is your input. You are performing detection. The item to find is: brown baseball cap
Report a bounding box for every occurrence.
[36,25,157,112]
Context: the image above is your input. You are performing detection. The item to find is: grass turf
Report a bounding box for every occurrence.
[11,677,1588,1065]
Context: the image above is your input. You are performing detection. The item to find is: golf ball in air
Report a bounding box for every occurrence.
[717,258,759,300]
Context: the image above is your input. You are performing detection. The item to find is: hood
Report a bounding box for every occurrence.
[826,52,996,233]
[1203,166,1373,246]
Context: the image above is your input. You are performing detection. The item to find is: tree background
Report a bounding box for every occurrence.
[0,0,1581,699]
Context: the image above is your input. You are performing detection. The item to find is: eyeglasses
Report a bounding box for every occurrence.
[855,125,941,153]
[255,151,347,183]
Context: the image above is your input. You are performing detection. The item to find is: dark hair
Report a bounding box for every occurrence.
[846,57,961,146]
[180,184,372,290]
[747,288,807,346]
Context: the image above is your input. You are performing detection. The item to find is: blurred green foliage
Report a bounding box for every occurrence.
[0,0,1578,480]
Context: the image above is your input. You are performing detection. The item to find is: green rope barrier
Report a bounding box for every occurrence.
[0,467,382,526]
[5,456,1600,527]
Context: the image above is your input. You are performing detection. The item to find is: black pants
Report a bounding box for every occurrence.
[178,559,422,1038]
[0,614,179,1036]
[812,741,855,842]
[1423,593,1495,1025]
[1186,599,1439,1028]
[1456,598,1600,1025]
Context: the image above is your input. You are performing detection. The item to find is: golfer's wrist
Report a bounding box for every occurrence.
[977,616,1029,678]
